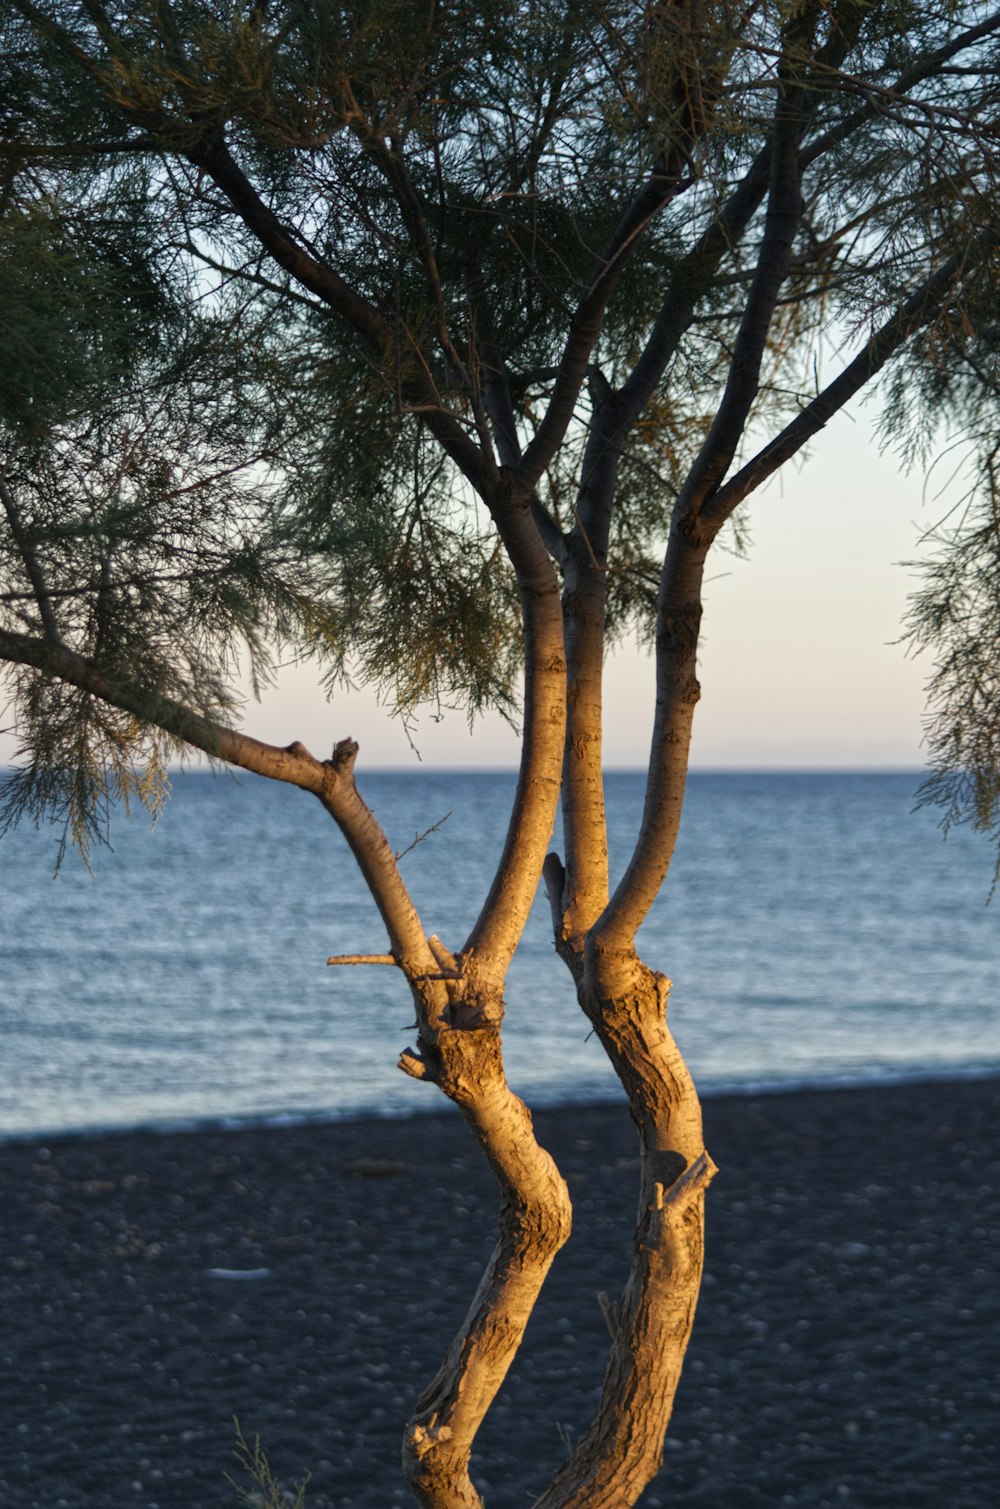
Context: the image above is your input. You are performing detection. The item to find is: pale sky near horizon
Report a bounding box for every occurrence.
[219,409,941,771]
[0,406,947,772]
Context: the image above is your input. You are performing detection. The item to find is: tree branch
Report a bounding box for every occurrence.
[590,514,708,961]
[672,28,811,525]
[190,137,393,354]
[511,155,697,497]
[326,954,396,966]
[461,498,566,985]
[190,135,501,499]
[0,135,162,158]
[480,352,569,566]
[610,0,962,439]
[613,148,774,428]
[0,478,61,644]
[700,229,1000,531]
[799,11,1000,175]
[377,135,478,397]
[511,0,739,499]
[402,1046,572,1509]
[0,629,441,974]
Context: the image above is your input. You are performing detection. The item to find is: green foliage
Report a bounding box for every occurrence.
[0,680,175,871]
[0,180,178,435]
[1,0,1000,852]
[904,463,1000,875]
[0,169,330,853]
[226,1418,310,1509]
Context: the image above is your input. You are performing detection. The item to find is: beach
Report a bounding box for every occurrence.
[1,1076,997,1508]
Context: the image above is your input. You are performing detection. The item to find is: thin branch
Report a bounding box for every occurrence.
[701,228,1000,530]
[0,136,163,158]
[799,12,1000,174]
[190,137,393,355]
[0,478,61,643]
[394,809,452,862]
[12,0,499,503]
[181,238,328,314]
[612,0,979,436]
[379,135,476,391]
[197,137,500,501]
[481,347,526,469]
[512,153,697,496]
[481,349,569,566]
[326,953,397,966]
[0,626,447,981]
[675,25,812,523]
[0,625,320,781]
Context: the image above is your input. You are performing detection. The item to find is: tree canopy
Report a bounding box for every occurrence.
[2,0,999,855]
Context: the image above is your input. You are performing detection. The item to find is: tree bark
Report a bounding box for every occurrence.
[558,540,611,949]
[399,476,572,1504]
[401,1015,572,1508]
[534,962,715,1508]
[541,464,715,1504]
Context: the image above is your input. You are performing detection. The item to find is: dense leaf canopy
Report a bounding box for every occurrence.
[1,0,999,855]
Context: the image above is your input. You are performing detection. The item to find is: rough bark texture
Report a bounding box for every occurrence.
[401,1020,572,1508]
[527,960,714,1507]
[394,483,572,1505]
[594,517,708,959]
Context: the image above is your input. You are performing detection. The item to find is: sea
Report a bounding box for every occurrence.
[0,769,997,1142]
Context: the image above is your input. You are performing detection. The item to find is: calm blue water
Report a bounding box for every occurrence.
[0,770,997,1140]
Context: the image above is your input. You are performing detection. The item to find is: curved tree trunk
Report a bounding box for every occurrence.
[399,473,573,1507]
[534,962,715,1508]
[400,1016,573,1508]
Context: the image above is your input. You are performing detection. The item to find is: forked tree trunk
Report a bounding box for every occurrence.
[399,963,711,1509]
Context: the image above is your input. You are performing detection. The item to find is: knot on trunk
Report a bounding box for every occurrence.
[660,1149,717,1204]
[407,1019,505,1107]
[405,1417,454,1460]
[328,737,359,774]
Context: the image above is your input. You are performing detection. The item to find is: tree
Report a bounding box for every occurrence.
[2,2,999,1504]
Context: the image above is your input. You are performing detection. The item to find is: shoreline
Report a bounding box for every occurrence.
[2,1075,998,1507]
[5,1060,1000,1149]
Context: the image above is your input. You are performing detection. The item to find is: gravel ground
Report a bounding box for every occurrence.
[1,1076,998,1508]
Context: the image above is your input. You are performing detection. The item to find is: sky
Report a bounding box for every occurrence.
[0,406,945,772]
[228,409,939,771]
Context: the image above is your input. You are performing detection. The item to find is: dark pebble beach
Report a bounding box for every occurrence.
[1,1076,998,1509]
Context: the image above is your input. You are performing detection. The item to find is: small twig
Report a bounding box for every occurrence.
[326,953,397,966]
[571,506,606,572]
[654,1151,719,1214]
[427,934,461,975]
[398,1046,433,1082]
[597,1289,623,1342]
[394,810,452,862]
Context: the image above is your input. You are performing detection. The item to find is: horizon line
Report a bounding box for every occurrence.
[165,762,927,775]
[2,761,927,775]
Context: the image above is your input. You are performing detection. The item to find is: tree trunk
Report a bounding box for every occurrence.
[534,958,715,1508]
[400,1004,573,1509]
